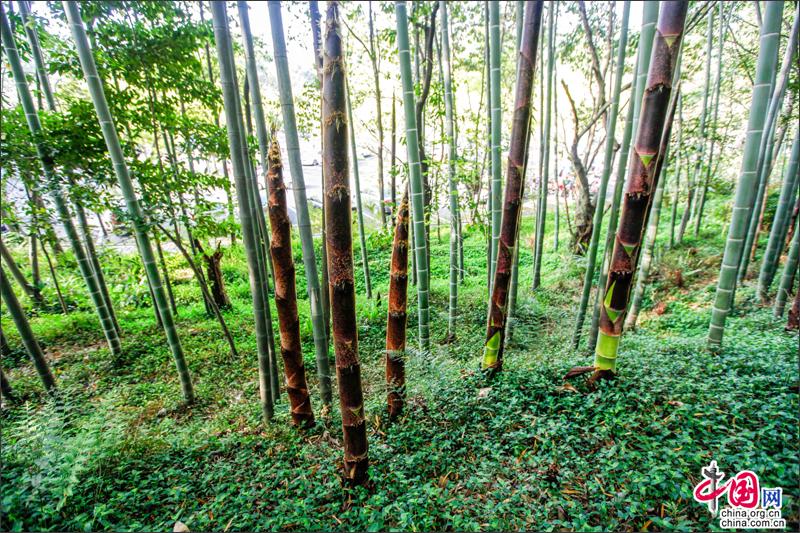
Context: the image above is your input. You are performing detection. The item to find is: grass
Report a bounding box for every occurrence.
[1,195,798,531]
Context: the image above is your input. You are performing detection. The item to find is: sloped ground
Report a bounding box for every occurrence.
[1,202,797,531]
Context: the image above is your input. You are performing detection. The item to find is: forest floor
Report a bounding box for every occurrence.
[1,196,798,532]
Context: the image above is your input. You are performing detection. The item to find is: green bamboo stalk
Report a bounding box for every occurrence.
[708,1,784,349]
[676,7,713,243]
[1,267,56,392]
[693,2,726,236]
[532,1,556,290]
[268,0,332,404]
[0,238,43,305]
[669,98,682,248]
[481,0,543,372]
[210,0,273,418]
[396,0,431,352]
[587,5,653,355]
[484,1,492,291]
[759,131,800,301]
[441,0,459,340]
[239,83,281,406]
[18,0,56,111]
[308,0,332,342]
[2,4,121,356]
[774,218,800,318]
[64,1,198,400]
[739,8,798,280]
[571,0,630,349]
[593,2,687,377]
[72,190,121,336]
[0,367,14,402]
[344,76,372,299]
[488,0,501,290]
[237,1,269,170]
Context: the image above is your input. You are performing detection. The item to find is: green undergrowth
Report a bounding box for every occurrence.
[1,195,797,531]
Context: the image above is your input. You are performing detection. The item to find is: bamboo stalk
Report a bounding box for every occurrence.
[481,1,544,372]
[323,1,368,485]
[594,2,687,377]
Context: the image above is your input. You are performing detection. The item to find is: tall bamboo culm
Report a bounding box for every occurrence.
[1,267,56,392]
[64,0,195,401]
[708,1,784,349]
[488,0,502,290]
[571,0,630,349]
[440,0,459,340]
[587,2,657,354]
[481,0,544,373]
[2,4,121,357]
[323,1,368,486]
[396,1,431,353]
[758,131,800,301]
[738,7,799,280]
[344,77,373,299]
[593,2,687,378]
[693,2,727,236]
[532,1,555,290]
[268,1,332,405]
[209,1,273,417]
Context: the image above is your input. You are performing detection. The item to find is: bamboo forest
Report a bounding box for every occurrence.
[1,0,799,531]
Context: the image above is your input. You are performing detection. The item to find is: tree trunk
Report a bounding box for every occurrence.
[396,1,431,353]
[774,218,800,318]
[0,367,14,403]
[386,194,410,419]
[3,5,121,356]
[708,1,784,349]
[739,9,799,280]
[368,3,386,229]
[0,238,44,306]
[693,2,727,237]
[571,0,630,349]
[593,2,687,377]
[1,267,56,392]
[677,7,714,244]
[488,0,502,290]
[268,0,332,406]
[759,131,800,301]
[532,1,556,289]
[440,0,459,340]
[345,77,373,299]
[210,0,274,418]
[309,0,332,347]
[197,240,232,310]
[65,0,197,400]
[323,1,368,486]
[481,0,543,373]
[266,139,315,428]
[787,284,800,331]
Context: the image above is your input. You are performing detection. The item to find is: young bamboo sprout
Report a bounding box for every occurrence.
[266,139,315,428]
[481,1,544,373]
[592,2,687,379]
[323,1,369,486]
[386,194,410,419]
